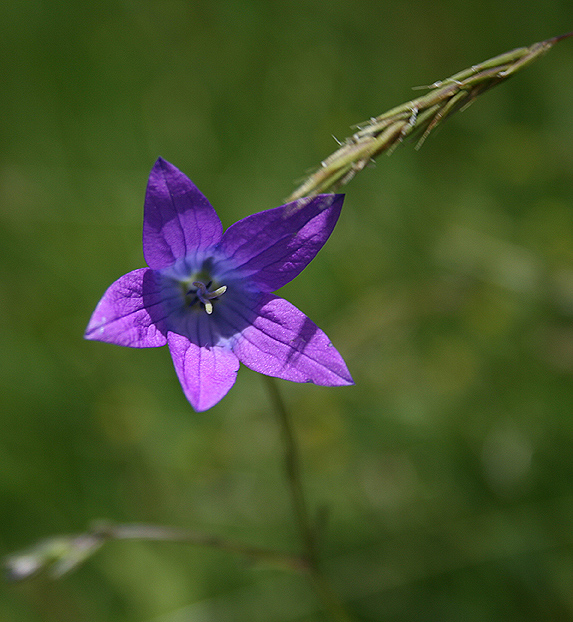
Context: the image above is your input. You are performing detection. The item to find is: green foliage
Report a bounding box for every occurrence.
[1,0,572,620]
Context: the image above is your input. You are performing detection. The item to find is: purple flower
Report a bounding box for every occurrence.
[85,158,353,411]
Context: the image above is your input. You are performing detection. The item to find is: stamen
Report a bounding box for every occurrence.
[191,281,227,315]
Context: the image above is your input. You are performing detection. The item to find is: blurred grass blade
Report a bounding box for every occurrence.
[4,522,308,581]
[288,33,572,201]
[4,533,106,581]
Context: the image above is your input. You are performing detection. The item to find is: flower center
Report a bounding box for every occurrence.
[187,280,227,315]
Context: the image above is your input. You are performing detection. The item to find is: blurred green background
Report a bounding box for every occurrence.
[1,0,573,620]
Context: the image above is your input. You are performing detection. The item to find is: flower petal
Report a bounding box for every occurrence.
[167,320,240,412]
[143,158,223,270]
[85,268,168,347]
[229,294,353,386]
[218,194,344,292]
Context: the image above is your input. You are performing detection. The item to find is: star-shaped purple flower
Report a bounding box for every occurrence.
[85,158,353,411]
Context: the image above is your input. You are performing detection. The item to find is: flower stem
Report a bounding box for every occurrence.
[263,376,356,622]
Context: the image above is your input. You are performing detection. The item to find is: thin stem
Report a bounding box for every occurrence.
[99,523,308,571]
[264,375,316,561]
[263,376,356,622]
[4,522,308,581]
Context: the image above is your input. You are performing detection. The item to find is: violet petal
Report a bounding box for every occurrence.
[230,294,353,386]
[143,158,223,270]
[167,320,240,412]
[218,194,344,292]
[85,268,168,347]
